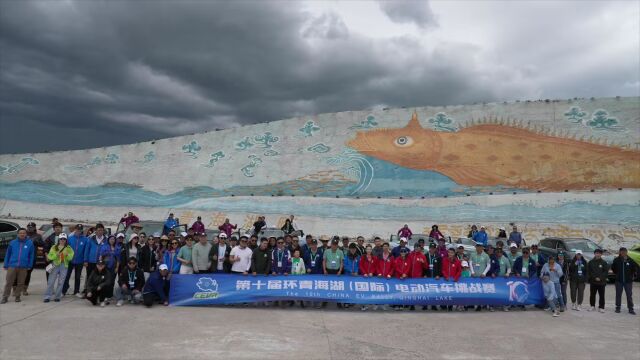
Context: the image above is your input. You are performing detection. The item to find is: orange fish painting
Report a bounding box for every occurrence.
[347,113,640,191]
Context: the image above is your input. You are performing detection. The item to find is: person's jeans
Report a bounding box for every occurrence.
[570,281,585,304]
[615,282,634,310]
[547,298,557,312]
[2,268,28,299]
[553,282,565,309]
[560,281,568,307]
[63,263,84,295]
[115,286,142,303]
[179,266,193,274]
[589,284,606,309]
[44,265,68,300]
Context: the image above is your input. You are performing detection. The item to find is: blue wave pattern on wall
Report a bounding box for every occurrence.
[0,181,637,225]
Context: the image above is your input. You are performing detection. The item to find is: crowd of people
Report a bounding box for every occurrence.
[2,216,638,317]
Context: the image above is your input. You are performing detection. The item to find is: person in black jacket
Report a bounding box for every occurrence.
[115,257,145,307]
[139,234,158,280]
[568,251,588,310]
[86,260,112,306]
[611,247,638,315]
[424,242,442,310]
[587,249,610,313]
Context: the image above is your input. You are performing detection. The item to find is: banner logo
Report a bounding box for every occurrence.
[194,277,219,299]
[506,280,528,303]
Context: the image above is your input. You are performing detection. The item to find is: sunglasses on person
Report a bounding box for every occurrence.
[128,262,136,265]
[277,241,284,244]
[171,241,179,245]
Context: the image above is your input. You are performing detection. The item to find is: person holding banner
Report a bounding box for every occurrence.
[271,238,292,276]
[323,238,344,308]
[162,239,181,277]
[251,239,272,275]
[230,236,253,275]
[470,244,491,311]
[358,244,378,311]
[423,243,442,311]
[512,247,537,310]
[377,243,394,280]
[393,248,411,310]
[210,233,231,273]
[441,248,461,311]
[303,239,324,309]
[407,243,427,310]
[343,244,361,309]
[143,264,170,307]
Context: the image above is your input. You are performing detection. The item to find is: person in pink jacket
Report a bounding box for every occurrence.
[218,218,237,238]
[397,224,412,239]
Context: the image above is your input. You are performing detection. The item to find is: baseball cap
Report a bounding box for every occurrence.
[510,243,518,248]
[475,243,484,247]
[461,261,469,267]
[199,232,207,236]
[575,250,583,255]
[75,224,84,230]
[159,264,169,271]
[457,245,464,249]
[27,222,36,227]
[331,238,339,245]
[429,243,437,248]
[59,233,68,239]
[96,259,106,265]
[219,233,228,238]
[311,239,318,244]
[400,237,408,242]
[499,227,505,231]
[129,234,139,241]
[116,233,125,238]
[594,248,603,254]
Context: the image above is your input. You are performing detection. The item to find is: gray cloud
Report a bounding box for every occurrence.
[378,0,437,29]
[0,1,637,154]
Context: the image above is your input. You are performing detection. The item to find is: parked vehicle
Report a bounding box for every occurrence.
[0,220,20,261]
[537,237,616,280]
[256,227,285,240]
[116,221,187,243]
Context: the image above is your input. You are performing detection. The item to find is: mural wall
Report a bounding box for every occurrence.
[1,97,638,246]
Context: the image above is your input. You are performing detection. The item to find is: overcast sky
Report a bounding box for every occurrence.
[1,0,638,154]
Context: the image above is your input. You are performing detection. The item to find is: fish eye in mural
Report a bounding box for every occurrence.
[347,112,640,191]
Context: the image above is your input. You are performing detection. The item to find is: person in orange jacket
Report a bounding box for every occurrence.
[377,242,394,279]
[408,243,427,278]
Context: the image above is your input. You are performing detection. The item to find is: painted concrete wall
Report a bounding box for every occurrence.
[1,97,638,247]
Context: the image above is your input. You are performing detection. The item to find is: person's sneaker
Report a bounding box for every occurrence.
[489,307,495,312]
[23,291,29,296]
[629,309,636,315]
[0,298,7,304]
[116,300,123,307]
[598,308,605,313]
[43,299,50,303]
[576,305,582,311]
[75,293,83,299]
[553,311,559,317]
[615,308,621,313]
[503,307,509,312]
[361,306,368,311]
[54,299,60,302]
[544,307,551,311]
[571,303,576,310]
[588,306,596,312]
[100,301,106,307]
[15,298,21,302]
[560,307,565,312]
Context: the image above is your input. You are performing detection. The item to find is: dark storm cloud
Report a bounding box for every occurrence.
[378,0,438,29]
[0,1,637,154]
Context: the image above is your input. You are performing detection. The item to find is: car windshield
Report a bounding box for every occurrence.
[457,238,476,246]
[260,229,284,238]
[41,226,70,240]
[564,239,601,252]
[124,222,165,240]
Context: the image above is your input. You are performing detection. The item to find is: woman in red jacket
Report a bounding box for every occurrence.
[359,245,378,277]
[377,243,394,279]
[442,248,462,282]
[393,248,411,310]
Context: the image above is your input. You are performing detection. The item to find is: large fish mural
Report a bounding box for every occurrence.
[347,112,640,191]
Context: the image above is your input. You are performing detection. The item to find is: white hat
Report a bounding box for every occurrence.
[180,232,188,237]
[219,233,228,238]
[116,233,125,238]
[59,233,68,239]
[575,250,583,255]
[159,264,169,271]
[400,237,408,242]
[510,243,518,248]
[461,261,469,267]
[129,233,139,241]
[480,225,486,229]
[499,227,505,231]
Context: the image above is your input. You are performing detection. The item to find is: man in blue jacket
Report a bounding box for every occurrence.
[143,264,170,307]
[472,226,489,247]
[63,224,89,298]
[2,228,34,303]
[83,223,107,295]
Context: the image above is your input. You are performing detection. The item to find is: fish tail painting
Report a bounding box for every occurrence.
[347,112,640,191]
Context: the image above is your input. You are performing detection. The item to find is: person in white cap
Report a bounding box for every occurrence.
[497,226,507,239]
[43,233,74,303]
[122,233,141,265]
[209,233,230,273]
[142,264,170,307]
[392,237,409,257]
[506,243,522,268]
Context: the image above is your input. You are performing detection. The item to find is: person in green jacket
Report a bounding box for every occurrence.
[44,233,74,302]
